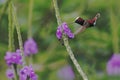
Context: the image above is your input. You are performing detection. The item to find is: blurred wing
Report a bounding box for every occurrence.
[74,26,86,35]
[75,17,85,25]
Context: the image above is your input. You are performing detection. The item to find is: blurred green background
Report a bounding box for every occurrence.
[0,0,120,80]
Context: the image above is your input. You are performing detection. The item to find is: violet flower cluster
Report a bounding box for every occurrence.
[19,65,38,80]
[6,69,14,79]
[57,65,75,80]
[24,38,38,56]
[5,38,38,80]
[56,22,74,40]
[4,49,23,66]
[106,54,120,75]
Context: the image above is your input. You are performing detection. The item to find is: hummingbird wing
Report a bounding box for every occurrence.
[75,17,85,25]
[74,26,86,35]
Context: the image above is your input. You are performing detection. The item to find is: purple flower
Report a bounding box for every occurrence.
[19,65,38,80]
[56,26,62,39]
[56,22,74,39]
[106,54,120,75]
[4,49,23,66]
[6,69,14,79]
[57,65,75,80]
[24,38,38,56]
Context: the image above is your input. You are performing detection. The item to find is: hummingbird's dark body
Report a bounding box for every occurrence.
[75,13,100,28]
[74,13,100,35]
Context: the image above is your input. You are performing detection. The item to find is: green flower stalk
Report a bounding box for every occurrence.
[28,0,34,39]
[8,1,14,52]
[27,0,34,65]
[12,3,26,66]
[0,0,11,22]
[110,11,119,53]
[53,0,88,80]
[8,1,17,80]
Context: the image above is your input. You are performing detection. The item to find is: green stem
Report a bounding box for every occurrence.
[63,36,88,80]
[12,3,26,66]
[28,0,34,65]
[13,64,18,80]
[8,1,17,80]
[53,0,88,80]
[29,55,33,65]
[28,0,34,39]
[8,1,12,52]
[110,11,119,53]
[52,0,62,25]
[11,21,15,51]
[0,0,11,22]
[8,0,14,52]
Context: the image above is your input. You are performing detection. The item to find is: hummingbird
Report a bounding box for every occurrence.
[74,13,100,35]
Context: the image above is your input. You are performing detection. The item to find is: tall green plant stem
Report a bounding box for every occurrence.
[0,0,11,22]
[27,0,34,65]
[53,0,88,80]
[12,4,26,66]
[28,0,34,39]
[110,11,119,53]
[8,1,17,80]
[52,0,62,25]
[8,0,14,52]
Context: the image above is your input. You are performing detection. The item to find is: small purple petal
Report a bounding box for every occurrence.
[57,65,75,80]
[31,74,38,80]
[19,65,38,80]
[16,49,21,53]
[24,38,38,56]
[4,52,12,60]
[106,54,120,75]
[62,22,74,39]
[4,52,12,66]
[56,22,74,39]
[68,32,74,38]
[19,66,29,80]
[19,75,27,80]
[56,26,62,39]
[6,69,14,79]
[4,49,23,66]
